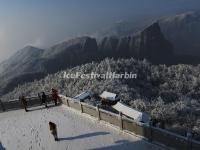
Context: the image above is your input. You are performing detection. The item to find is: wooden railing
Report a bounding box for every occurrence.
[60,95,200,150]
[0,94,200,150]
[0,94,52,112]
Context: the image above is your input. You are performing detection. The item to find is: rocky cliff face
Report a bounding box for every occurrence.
[43,36,97,58]
[98,22,174,63]
[130,22,174,63]
[94,11,200,58]
[159,11,200,56]
[42,36,98,73]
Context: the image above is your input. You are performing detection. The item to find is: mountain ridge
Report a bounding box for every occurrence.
[0,22,176,96]
[159,11,200,56]
[92,10,200,57]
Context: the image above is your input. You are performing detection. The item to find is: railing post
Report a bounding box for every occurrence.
[187,131,192,150]
[66,98,69,107]
[79,101,83,113]
[149,120,153,142]
[119,112,123,130]
[96,104,101,120]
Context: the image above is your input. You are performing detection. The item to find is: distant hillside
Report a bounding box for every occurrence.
[159,11,200,56]
[42,36,98,73]
[0,36,99,95]
[0,46,46,95]
[98,22,174,64]
[0,23,173,96]
[0,46,44,78]
[2,58,200,138]
[93,11,200,57]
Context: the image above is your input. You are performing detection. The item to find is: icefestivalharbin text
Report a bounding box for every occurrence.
[61,72,137,79]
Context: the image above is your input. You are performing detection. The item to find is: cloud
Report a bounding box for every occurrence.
[25,37,47,48]
[0,28,9,61]
[0,28,6,44]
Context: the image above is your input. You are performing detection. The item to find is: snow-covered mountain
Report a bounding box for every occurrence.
[0,37,98,95]
[0,46,46,95]
[0,23,173,96]
[159,11,200,56]
[41,36,98,73]
[93,11,200,57]
[0,46,44,77]
[98,22,174,64]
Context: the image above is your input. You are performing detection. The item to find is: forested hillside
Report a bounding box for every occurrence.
[2,58,200,138]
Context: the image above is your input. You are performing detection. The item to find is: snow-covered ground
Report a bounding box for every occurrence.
[0,105,165,150]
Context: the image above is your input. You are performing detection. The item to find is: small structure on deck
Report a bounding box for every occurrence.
[99,91,120,106]
[74,91,92,102]
[112,102,150,123]
[73,91,150,123]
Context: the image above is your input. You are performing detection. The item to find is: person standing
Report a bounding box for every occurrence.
[49,121,58,141]
[38,92,42,104]
[51,88,59,106]
[0,99,5,112]
[20,95,28,112]
[41,92,48,108]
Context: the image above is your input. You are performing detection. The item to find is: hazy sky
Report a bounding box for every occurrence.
[0,0,200,62]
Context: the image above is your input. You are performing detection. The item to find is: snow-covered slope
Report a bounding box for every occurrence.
[159,11,200,56]
[0,105,163,150]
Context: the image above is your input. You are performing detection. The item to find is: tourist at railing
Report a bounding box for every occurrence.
[51,88,60,106]
[0,99,5,112]
[42,92,48,108]
[19,95,28,112]
[38,92,48,108]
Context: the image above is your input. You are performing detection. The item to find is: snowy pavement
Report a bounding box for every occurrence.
[0,105,165,150]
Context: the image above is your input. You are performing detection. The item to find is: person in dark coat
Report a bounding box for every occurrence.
[51,88,60,106]
[20,95,28,112]
[49,121,58,141]
[41,92,48,108]
[38,93,42,103]
[0,99,5,112]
